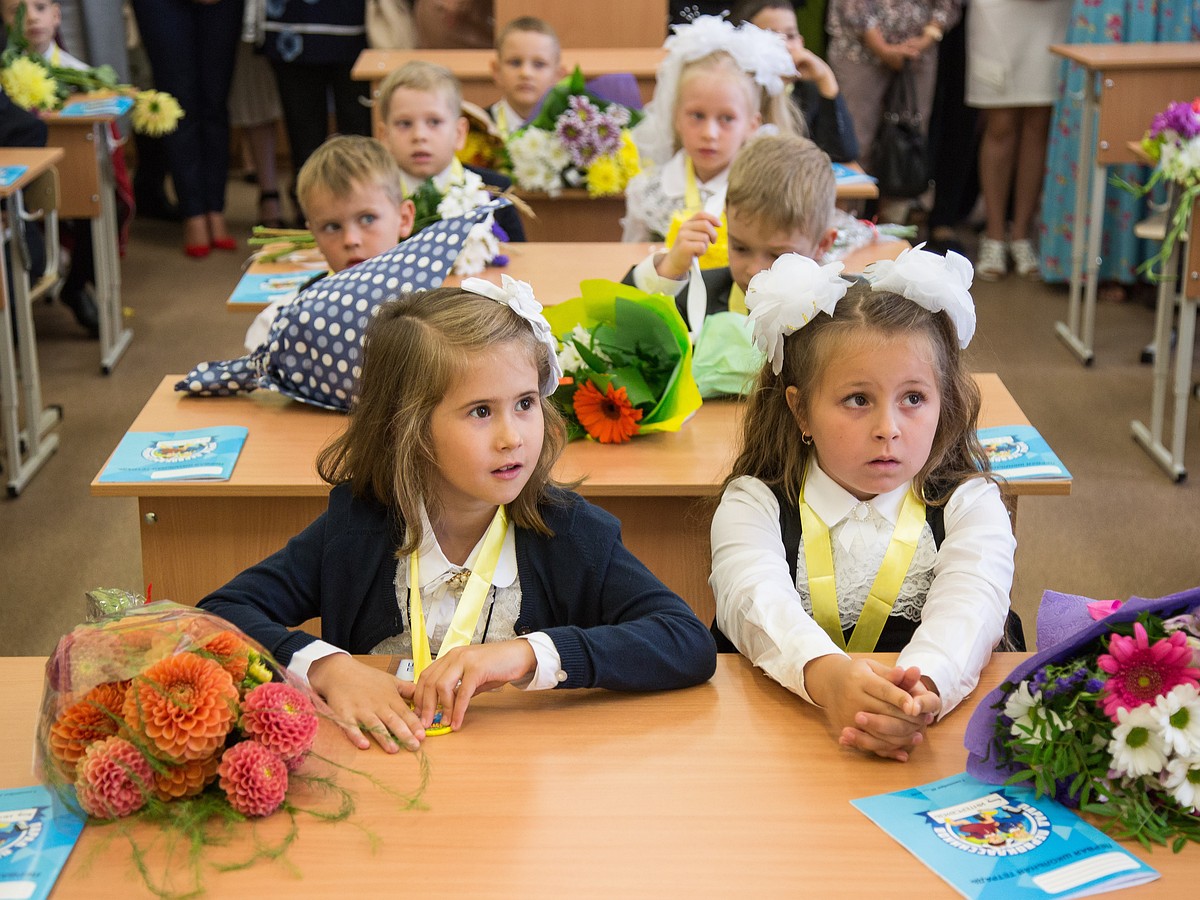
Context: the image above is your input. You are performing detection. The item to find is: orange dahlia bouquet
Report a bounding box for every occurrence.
[543,279,702,443]
[35,597,426,895]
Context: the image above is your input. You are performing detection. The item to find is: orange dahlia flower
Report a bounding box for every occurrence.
[199,630,252,684]
[123,653,238,762]
[48,681,129,777]
[572,381,643,444]
[153,753,222,801]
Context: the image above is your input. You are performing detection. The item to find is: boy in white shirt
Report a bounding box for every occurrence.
[488,16,564,138]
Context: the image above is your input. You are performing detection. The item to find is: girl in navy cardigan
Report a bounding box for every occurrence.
[200,281,716,752]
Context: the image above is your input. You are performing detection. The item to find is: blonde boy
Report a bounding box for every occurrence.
[245,136,414,350]
[626,134,838,329]
[489,16,564,136]
[377,60,525,241]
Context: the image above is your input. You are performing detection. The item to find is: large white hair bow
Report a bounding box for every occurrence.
[460,275,563,397]
[632,15,797,167]
[745,254,849,375]
[864,243,977,348]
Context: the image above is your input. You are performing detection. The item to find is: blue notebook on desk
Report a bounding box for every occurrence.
[832,162,877,185]
[0,165,28,188]
[228,270,320,308]
[0,784,86,900]
[97,426,248,482]
[59,95,134,117]
[853,773,1157,899]
[978,425,1071,480]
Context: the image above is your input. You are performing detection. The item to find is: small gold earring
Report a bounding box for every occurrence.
[801,432,813,446]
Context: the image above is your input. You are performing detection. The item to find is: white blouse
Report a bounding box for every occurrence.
[710,463,1015,716]
[622,150,729,242]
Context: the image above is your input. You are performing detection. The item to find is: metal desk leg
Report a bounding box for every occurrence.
[94,130,131,375]
[1056,67,1098,366]
[1169,292,1196,473]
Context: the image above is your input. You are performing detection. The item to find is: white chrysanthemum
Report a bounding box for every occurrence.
[508,129,570,195]
[1161,755,1200,811]
[1153,683,1200,757]
[745,254,848,375]
[1108,704,1169,779]
[1004,681,1041,738]
[864,242,977,348]
[452,218,500,276]
[438,170,490,220]
[557,339,585,374]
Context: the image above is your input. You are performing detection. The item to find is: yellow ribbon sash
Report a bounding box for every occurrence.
[664,156,728,270]
[799,478,926,652]
[408,505,509,734]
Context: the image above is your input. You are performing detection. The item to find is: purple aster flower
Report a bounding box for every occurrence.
[491,221,509,242]
[1150,100,1200,141]
[591,111,625,157]
[491,254,509,267]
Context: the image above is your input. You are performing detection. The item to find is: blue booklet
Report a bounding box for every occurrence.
[0,165,28,188]
[0,784,86,900]
[832,161,877,185]
[228,270,320,308]
[978,425,1071,480]
[58,95,134,117]
[97,426,249,482]
[853,773,1158,899]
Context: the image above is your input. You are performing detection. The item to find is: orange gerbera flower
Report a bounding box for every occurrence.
[48,681,129,777]
[572,381,643,444]
[123,653,238,762]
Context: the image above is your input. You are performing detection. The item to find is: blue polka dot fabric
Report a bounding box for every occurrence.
[176,200,509,411]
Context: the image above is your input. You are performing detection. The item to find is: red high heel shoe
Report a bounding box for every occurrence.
[210,236,237,251]
[184,243,210,259]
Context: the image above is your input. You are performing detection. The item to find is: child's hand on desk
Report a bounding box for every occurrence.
[307,654,426,753]
[655,211,722,281]
[405,640,537,731]
[804,656,935,762]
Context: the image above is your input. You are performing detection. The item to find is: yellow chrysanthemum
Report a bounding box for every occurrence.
[1,57,59,112]
[618,131,641,178]
[586,154,624,197]
[131,90,183,136]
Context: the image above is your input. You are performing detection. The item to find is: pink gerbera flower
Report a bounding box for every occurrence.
[1097,623,1200,721]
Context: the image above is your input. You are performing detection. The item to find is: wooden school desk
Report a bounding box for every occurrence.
[227,239,910,314]
[0,653,1187,897]
[92,373,1068,625]
[494,0,667,48]
[45,108,133,374]
[0,148,64,496]
[353,46,666,127]
[1129,151,1200,481]
[1047,42,1200,366]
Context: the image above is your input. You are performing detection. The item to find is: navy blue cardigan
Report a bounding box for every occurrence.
[199,484,716,692]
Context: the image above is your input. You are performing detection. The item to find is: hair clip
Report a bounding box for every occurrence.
[459,275,564,396]
[864,243,977,348]
[745,254,849,375]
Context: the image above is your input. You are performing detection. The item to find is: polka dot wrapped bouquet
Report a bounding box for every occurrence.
[177,200,510,411]
[35,600,427,893]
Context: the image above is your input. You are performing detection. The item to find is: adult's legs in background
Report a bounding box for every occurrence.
[927,12,979,253]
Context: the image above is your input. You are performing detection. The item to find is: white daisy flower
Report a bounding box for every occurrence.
[1108,705,1169,779]
[1153,683,1200,757]
[1161,755,1200,812]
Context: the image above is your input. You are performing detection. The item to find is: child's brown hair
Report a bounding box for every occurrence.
[495,15,560,57]
[295,135,404,220]
[726,133,834,245]
[377,59,462,123]
[675,50,803,151]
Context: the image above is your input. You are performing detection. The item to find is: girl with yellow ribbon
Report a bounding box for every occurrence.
[199,278,717,754]
[710,246,1016,763]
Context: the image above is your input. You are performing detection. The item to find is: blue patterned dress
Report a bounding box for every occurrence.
[1038,0,1199,283]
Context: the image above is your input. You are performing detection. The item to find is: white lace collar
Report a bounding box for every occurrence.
[659,150,729,211]
[403,502,518,590]
[804,460,911,542]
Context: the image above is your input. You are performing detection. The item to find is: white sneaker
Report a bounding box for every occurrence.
[976,237,1008,281]
[1009,238,1041,280]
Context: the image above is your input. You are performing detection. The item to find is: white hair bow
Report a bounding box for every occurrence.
[745,254,849,375]
[864,243,977,348]
[460,275,564,397]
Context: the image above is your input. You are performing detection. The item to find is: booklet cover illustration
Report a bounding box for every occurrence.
[852,773,1157,899]
[0,784,86,900]
[97,426,249,482]
[978,425,1071,480]
[59,95,135,117]
[0,165,28,188]
[227,270,321,308]
[832,161,877,185]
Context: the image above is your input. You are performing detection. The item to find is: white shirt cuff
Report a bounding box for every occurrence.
[287,639,348,685]
[518,632,566,690]
[631,253,687,296]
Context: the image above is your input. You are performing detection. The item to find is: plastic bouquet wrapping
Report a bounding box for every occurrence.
[505,67,642,198]
[36,598,426,894]
[1,8,181,135]
[965,586,1200,851]
[544,279,701,443]
[1114,97,1200,280]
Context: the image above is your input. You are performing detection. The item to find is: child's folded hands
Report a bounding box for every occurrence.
[404,640,539,732]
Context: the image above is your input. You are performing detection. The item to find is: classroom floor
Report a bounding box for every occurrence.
[2,179,1198,656]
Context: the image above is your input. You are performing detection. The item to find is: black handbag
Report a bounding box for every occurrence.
[871,63,929,199]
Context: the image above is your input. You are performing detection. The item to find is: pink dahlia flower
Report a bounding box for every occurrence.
[218,741,287,817]
[240,682,318,769]
[1098,623,1200,721]
[75,736,154,819]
